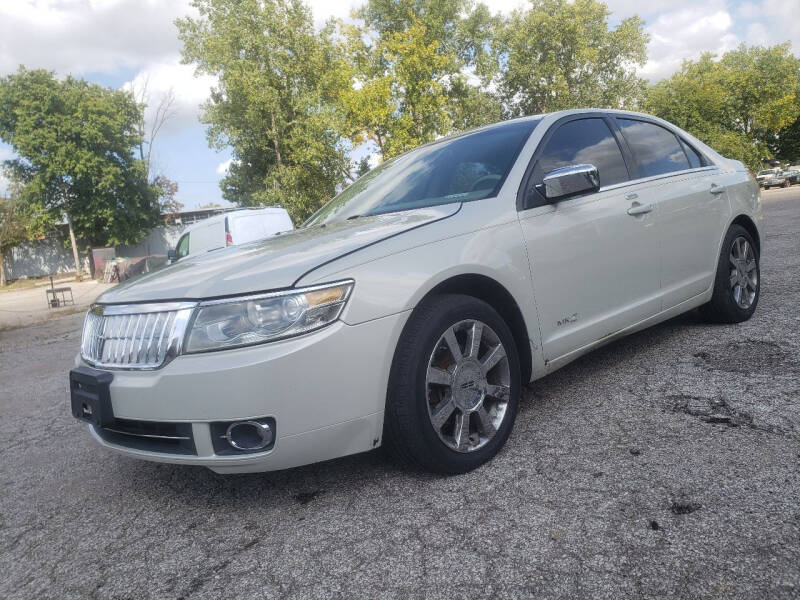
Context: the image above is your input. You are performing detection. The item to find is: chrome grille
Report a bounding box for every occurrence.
[80,303,196,369]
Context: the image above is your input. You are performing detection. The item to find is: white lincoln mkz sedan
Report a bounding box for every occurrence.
[70,109,762,474]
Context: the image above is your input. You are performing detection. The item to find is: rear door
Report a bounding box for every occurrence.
[517,115,662,362]
[612,117,728,308]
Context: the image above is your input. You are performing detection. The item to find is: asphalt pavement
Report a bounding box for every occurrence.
[1,187,798,599]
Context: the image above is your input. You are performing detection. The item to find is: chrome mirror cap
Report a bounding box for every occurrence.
[543,163,600,201]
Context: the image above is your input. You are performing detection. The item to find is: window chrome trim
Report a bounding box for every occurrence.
[599,166,720,193]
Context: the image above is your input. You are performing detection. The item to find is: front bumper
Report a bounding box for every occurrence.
[76,311,409,473]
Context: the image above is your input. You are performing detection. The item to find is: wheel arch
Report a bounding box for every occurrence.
[419,274,533,384]
[731,214,761,255]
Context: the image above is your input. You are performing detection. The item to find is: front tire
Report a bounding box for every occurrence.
[701,224,760,323]
[383,294,521,474]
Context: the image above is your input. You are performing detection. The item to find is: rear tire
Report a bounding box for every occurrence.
[383,294,521,474]
[700,224,760,323]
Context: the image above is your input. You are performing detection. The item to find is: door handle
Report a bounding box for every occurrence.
[627,201,653,216]
[709,182,725,195]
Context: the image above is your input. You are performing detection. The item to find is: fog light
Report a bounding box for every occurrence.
[223,420,273,451]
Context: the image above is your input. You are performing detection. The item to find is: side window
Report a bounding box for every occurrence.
[617,119,691,177]
[176,233,190,259]
[680,139,706,169]
[534,118,630,192]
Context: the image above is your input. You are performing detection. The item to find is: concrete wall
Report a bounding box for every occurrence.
[116,225,183,258]
[3,233,88,280]
[3,225,184,281]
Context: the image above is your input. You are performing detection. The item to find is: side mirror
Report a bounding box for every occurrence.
[542,164,600,201]
[167,249,177,263]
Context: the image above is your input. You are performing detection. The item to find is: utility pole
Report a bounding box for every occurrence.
[66,212,82,281]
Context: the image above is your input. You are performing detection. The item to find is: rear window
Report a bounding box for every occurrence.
[680,139,706,169]
[617,118,691,178]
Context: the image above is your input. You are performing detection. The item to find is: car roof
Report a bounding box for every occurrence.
[180,207,289,234]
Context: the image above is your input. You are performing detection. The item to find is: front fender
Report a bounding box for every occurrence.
[298,218,543,371]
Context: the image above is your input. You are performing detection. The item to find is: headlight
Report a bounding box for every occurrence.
[184,280,354,353]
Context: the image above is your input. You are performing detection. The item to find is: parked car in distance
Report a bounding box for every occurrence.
[780,170,800,185]
[756,169,779,187]
[71,109,762,475]
[168,207,294,263]
[762,172,791,189]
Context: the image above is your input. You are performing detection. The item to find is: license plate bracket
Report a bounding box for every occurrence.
[70,367,114,427]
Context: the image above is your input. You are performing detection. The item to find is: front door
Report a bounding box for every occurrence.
[518,116,662,363]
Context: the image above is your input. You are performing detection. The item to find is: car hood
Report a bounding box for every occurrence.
[98,205,459,303]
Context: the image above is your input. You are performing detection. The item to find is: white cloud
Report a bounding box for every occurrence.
[123,58,216,135]
[737,0,800,48]
[0,147,15,194]
[641,4,739,81]
[306,0,359,25]
[745,22,771,47]
[216,158,234,175]
[0,0,195,76]
[0,168,10,195]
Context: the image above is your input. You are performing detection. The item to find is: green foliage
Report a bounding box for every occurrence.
[0,189,39,285]
[176,0,799,217]
[773,117,800,164]
[0,195,30,252]
[0,67,160,248]
[177,0,648,214]
[340,0,501,159]
[489,0,649,116]
[177,0,354,223]
[644,44,800,171]
[153,175,183,215]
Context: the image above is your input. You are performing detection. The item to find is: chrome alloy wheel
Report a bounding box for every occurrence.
[729,236,758,309]
[425,319,511,453]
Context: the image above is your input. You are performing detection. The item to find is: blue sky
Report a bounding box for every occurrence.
[0,0,797,209]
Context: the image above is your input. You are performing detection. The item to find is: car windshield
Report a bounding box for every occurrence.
[303,119,540,226]
[758,170,775,176]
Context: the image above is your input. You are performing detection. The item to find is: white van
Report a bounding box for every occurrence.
[169,208,293,262]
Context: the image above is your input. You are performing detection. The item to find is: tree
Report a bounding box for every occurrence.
[0,68,161,278]
[0,191,32,286]
[128,78,178,180]
[153,175,183,216]
[489,0,649,117]
[339,0,501,159]
[177,0,354,223]
[773,117,800,164]
[645,44,800,171]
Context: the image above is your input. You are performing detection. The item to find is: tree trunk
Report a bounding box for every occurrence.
[0,250,6,286]
[66,212,82,281]
[271,113,282,167]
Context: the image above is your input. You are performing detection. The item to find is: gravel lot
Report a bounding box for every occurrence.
[1,188,798,600]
